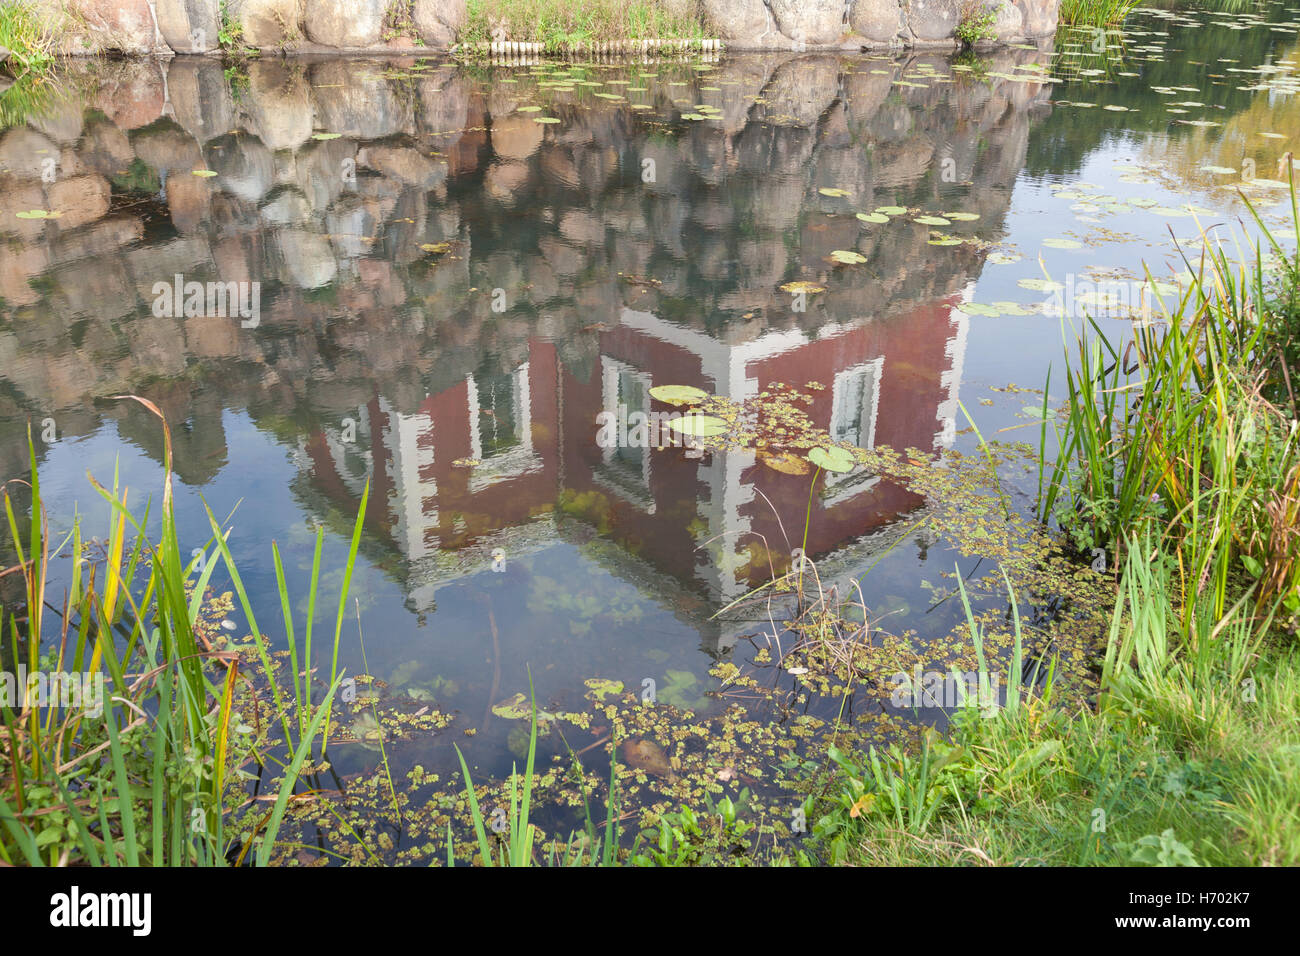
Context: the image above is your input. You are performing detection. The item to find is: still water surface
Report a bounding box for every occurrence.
[1,3,1296,857]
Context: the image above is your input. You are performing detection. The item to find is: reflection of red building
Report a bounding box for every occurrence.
[307,297,967,616]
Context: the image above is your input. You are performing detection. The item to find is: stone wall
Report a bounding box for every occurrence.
[50,0,1057,55]
[56,0,469,55]
[702,0,1062,51]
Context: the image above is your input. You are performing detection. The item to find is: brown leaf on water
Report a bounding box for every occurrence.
[759,450,811,475]
[622,739,677,780]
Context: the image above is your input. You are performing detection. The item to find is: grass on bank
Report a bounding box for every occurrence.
[0,397,365,866]
[0,0,69,71]
[1059,0,1141,26]
[459,0,710,50]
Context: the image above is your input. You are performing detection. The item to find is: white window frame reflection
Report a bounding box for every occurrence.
[824,358,883,505]
[593,355,656,512]
[466,363,542,492]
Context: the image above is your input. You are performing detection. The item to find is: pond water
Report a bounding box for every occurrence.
[1,3,1296,860]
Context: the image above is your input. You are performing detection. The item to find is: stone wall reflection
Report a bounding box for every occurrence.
[0,52,1054,618]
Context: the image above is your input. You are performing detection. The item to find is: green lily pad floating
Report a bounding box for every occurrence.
[311,132,342,140]
[991,301,1034,315]
[875,206,907,216]
[491,692,561,722]
[15,209,60,219]
[1150,206,1192,217]
[914,215,951,226]
[348,712,383,748]
[1021,404,1056,419]
[516,105,542,112]
[491,692,532,720]
[944,212,980,221]
[829,249,867,264]
[807,445,856,473]
[681,113,707,120]
[584,678,624,700]
[648,384,708,407]
[534,117,562,124]
[987,252,1021,265]
[1043,238,1083,249]
[962,302,1002,317]
[1018,278,1063,292]
[191,169,218,177]
[659,669,708,710]
[818,188,851,198]
[666,414,728,437]
[856,212,890,224]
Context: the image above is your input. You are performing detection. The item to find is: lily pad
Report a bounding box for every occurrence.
[348,712,383,748]
[665,414,728,437]
[856,212,890,224]
[780,280,826,294]
[993,301,1035,316]
[584,678,624,700]
[818,187,851,198]
[649,384,708,407]
[659,669,708,711]
[829,249,867,265]
[807,445,856,473]
[491,693,532,720]
[492,692,559,723]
